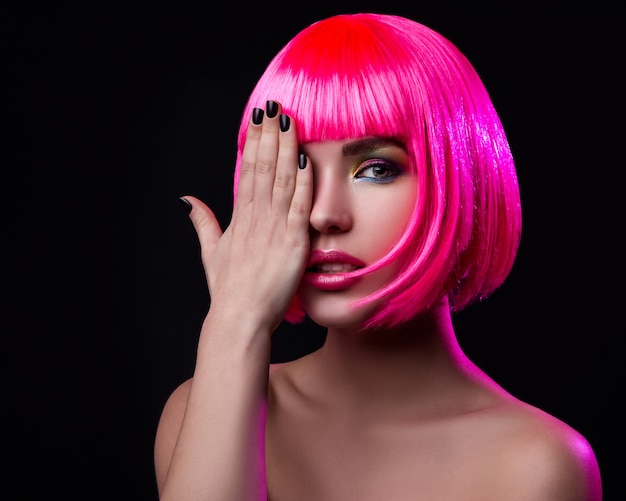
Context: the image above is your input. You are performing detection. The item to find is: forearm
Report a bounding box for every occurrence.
[160,311,272,501]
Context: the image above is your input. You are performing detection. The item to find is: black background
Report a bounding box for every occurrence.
[5,1,623,499]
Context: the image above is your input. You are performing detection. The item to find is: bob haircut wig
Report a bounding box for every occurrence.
[233,13,522,329]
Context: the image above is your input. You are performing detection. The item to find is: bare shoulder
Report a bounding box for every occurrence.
[153,378,193,491]
[270,362,287,375]
[481,400,602,500]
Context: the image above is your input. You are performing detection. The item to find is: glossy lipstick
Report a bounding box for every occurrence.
[303,249,365,291]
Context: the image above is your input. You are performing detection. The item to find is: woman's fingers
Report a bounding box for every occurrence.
[234,99,309,237]
[235,107,263,211]
[236,100,301,223]
[252,100,282,209]
[288,153,313,234]
[183,101,311,328]
[272,112,300,215]
[235,100,282,221]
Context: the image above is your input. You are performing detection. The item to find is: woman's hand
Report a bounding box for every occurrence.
[184,100,312,333]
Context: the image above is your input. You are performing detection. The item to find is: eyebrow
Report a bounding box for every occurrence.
[342,136,406,156]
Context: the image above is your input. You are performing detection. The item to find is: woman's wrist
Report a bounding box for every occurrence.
[198,308,273,360]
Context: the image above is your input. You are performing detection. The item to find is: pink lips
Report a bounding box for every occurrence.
[304,249,366,291]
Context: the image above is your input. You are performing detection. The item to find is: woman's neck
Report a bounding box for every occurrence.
[297,299,503,418]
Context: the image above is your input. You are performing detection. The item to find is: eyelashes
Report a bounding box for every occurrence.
[354,159,404,184]
[298,141,410,185]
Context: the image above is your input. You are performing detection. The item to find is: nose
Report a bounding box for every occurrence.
[309,173,353,234]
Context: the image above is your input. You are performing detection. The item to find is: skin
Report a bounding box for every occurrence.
[297,136,416,328]
[153,102,602,500]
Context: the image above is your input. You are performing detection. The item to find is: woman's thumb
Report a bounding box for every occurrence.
[178,195,223,252]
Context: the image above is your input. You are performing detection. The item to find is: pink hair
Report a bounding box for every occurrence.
[233,13,522,328]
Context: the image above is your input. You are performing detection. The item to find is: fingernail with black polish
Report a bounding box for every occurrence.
[178,197,192,214]
[252,107,264,125]
[299,153,307,169]
[279,114,290,132]
[266,100,278,118]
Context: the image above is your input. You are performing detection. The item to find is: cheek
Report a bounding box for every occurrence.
[368,211,410,241]
[356,184,416,258]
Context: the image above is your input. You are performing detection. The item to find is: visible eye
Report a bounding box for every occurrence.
[355,159,403,184]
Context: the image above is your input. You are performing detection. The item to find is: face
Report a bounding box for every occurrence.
[298,137,417,329]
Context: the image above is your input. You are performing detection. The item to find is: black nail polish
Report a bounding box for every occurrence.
[266,100,278,118]
[252,107,264,125]
[279,114,290,132]
[299,153,307,169]
[178,197,192,214]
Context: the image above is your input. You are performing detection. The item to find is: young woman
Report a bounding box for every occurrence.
[153,13,602,500]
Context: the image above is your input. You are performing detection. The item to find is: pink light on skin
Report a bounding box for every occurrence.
[304,249,366,291]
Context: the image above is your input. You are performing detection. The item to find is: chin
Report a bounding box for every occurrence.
[298,272,394,330]
[302,296,381,330]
